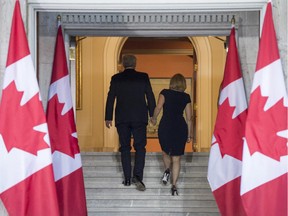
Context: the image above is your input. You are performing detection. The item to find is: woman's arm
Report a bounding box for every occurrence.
[184,102,193,143]
[151,94,165,125]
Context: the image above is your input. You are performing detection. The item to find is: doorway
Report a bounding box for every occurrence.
[74,36,226,152]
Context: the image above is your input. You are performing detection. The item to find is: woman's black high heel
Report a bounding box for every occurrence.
[171,185,178,196]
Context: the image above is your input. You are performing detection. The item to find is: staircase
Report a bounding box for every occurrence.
[82,152,220,216]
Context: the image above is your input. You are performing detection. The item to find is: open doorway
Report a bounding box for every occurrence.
[74,36,226,152]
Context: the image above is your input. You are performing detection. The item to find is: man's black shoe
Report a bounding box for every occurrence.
[132,176,146,191]
[122,179,131,186]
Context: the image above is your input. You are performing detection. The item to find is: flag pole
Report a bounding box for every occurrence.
[57,15,61,27]
[231,15,235,27]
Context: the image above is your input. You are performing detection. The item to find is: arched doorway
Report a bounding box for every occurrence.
[75,36,226,152]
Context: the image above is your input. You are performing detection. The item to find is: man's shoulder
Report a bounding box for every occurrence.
[111,72,125,79]
[134,71,149,77]
[112,70,149,80]
[125,69,149,78]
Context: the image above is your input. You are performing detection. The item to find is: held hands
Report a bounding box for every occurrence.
[187,136,192,143]
[105,120,113,129]
[150,117,157,126]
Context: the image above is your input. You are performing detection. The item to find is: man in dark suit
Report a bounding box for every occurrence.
[105,55,156,191]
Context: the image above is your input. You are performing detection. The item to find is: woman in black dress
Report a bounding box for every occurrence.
[151,73,192,195]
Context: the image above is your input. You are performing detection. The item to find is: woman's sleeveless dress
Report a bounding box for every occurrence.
[158,89,191,156]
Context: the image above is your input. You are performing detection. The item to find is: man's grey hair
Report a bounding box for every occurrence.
[122,55,137,69]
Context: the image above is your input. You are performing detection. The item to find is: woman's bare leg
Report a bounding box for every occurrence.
[161,151,171,185]
[171,156,181,186]
[162,151,171,170]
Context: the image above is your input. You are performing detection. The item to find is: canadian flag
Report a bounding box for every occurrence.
[46,25,87,215]
[0,1,59,215]
[240,2,288,216]
[207,27,247,216]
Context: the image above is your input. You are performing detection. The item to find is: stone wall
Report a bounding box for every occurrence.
[238,11,260,99]
[38,13,59,110]
[273,0,287,84]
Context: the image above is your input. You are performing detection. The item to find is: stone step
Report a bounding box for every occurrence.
[84,176,209,184]
[82,165,208,173]
[87,199,217,209]
[86,194,215,201]
[83,170,208,178]
[85,187,213,196]
[81,152,209,164]
[87,207,219,215]
[83,160,209,167]
[85,182,210,191]
[88,212,220,216]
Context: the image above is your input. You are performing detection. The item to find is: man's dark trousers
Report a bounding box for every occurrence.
[116,122,147,181]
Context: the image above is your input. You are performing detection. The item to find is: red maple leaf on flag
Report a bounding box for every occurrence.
[246,87,288,161]
[47,95,80,158]
[213,98,247,160]
[0,82,49,155]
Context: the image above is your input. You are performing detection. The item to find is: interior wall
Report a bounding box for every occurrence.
[191,37,226,152]
[76,37,106,151]
[208,37,227,132]
[136,55,193,78]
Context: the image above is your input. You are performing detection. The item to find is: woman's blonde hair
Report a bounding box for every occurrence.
[169,73,187,92]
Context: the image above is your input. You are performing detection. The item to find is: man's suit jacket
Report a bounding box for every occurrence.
[105,69,156,126]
